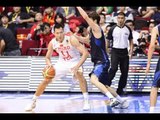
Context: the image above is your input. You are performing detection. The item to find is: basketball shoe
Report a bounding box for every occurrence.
[25,99,36,111]
[110,98,120,107]
[115,99,129,109]
[149,107,155,113]
[83,100,90,111]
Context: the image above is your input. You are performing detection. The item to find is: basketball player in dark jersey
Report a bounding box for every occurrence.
[146,24,160,112]
[75,7,129,108]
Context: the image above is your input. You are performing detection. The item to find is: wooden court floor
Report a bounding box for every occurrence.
[0,92,160,114]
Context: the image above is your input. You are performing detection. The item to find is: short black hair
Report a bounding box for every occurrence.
[53,23,64,31]
[125,19,135,26]
[40,22,50,31]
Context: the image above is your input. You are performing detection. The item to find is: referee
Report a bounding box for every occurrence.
[106,12,133,95]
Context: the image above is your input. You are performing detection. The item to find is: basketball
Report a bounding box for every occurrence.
[42,66,56,80]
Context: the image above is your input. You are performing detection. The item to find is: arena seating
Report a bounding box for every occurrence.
[21,40,40,56]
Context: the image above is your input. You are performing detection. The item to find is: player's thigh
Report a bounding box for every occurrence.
[53,62,69,79]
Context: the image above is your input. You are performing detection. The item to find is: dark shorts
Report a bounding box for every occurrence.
[3,49,21,56]
[89,62,110,85]
[152,58,160,87]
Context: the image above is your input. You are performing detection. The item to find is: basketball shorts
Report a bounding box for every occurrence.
[89,61,110,85]
[53,61,83,80]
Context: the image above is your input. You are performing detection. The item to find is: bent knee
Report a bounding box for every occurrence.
[90,74,98,84]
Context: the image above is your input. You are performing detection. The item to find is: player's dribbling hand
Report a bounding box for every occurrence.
[70,66,79,75]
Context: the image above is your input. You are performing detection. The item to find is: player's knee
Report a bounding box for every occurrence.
[90,74,98,84]
[76,71,83,76]
[75,72,83,79]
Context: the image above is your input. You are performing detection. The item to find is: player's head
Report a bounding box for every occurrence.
[88,11,100,25]
[53,23,64,42]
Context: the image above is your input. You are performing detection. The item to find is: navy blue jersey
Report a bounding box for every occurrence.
[152,24,160,87]
[157,24,160,44]
[90,29,109,65]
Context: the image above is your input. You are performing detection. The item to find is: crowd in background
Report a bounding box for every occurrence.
[0,6,160,57]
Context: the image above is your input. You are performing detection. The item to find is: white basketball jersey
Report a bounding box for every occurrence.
[51,35,80,62]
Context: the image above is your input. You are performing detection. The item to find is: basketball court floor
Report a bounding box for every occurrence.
[0,92,159,114]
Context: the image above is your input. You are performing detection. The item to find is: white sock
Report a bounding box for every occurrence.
[116,95,123,103]
[105,92,114,99]
[32,95,38,101]
[150,106,155,111]
[83,92,89,102]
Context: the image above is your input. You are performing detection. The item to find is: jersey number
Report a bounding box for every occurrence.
[61,51,73,60]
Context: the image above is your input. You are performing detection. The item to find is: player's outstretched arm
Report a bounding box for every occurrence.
[74,33,90,45]
[76,7,101,35]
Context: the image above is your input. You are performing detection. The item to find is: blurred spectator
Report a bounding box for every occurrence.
[0,13,16,37]
[74,24,90,53]
[0,6,5,16]
[51,12,70,34]
[135,21,157,56]
[125,20,140,46]
[55,7,76,21]
[0,26,21,56]
[3,7,13,16]
[21,6,41,18]
[111,6,134,24]
[126,6,139,17]
[105,24,112,54]
[104,24,112,37]
[99,13,109,35]
[42,7,55,28]
[150,7,160,24]
[32,22,57,56]
[8,6,34,30]
[28,12,43,40]
[96,6,114,15]
[138,6,157,19]
[96,7,114,24]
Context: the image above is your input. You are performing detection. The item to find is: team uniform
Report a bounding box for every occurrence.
[51,35,83,80]
[25,34,90,111]
[152,24,160,87]
[89,28,110,85]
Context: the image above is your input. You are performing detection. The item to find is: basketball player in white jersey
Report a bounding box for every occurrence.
[25,23,90,111]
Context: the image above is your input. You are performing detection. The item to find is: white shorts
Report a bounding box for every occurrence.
[53,61,83,80]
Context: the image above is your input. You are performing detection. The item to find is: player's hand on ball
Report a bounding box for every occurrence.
[42,65,55,80]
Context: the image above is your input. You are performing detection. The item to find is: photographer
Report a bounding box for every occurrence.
[32,22,57,56]
[135,21,158,56]
[134,37,148,56]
